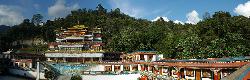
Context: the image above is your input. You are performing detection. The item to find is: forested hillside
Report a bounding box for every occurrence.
[1,4,250,59]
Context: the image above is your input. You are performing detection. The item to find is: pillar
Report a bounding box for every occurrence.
[13,62,15,67]
[130,65,133,71]
[77,57,79,62]
[36,62,40,80]
[210,69,221,80]
[47,58,51,61]
[55,58,58,62]
[120,65,124,71]
[148,66,150,72]
[17,62,20,67]
[144,55,148,61]
[159,66,163,75]
[137,55,140,61]
[144,65,147,71]
[29,63,32,68]
[82,58,85,63]
[184,69,187,78]
[112,65,115,72]
[22,63,26,68]
[152,55,156,61]
[141,65,144,71]
[99,57,102,62]
[135,55,138,60]
[91,58,93,62]
[138,64,141,71]
[63,58,66,62]
[220,70,223,79]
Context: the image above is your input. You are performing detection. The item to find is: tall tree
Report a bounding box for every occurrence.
[32,14,43,26]
[203,12,211,20]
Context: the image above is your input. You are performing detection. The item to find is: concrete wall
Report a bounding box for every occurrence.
[86,65,105,71]
[81,74,141,80]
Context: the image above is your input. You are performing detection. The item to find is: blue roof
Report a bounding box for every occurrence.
[217,56,250,62]
[155,56,250,62]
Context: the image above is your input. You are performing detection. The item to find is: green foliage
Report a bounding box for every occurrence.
[1,4,250,58]
[44,70,55,80]
[31,14,43,26]
[70,75,82,80]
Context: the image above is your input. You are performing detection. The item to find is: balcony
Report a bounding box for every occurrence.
[58,44,83,48]
[45,50,105,53]
[65,36,84,40]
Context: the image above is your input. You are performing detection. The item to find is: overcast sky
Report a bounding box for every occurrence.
[0,0,249,26]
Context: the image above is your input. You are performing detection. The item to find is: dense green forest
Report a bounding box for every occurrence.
[1,4,250,59]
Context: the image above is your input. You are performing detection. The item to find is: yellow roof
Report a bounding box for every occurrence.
[72,25,88,28]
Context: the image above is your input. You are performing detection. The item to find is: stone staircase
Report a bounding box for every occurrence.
[57,75,72,80]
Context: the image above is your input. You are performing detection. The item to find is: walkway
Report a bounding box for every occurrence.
[0,75,31,80]
[221,63,250,80]
[57,75,72,80]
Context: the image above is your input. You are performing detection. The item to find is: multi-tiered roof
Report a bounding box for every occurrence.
[48,25,103,52]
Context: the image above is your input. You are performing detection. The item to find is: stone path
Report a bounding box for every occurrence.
[57,75,72,80]
[0,75,31,80]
